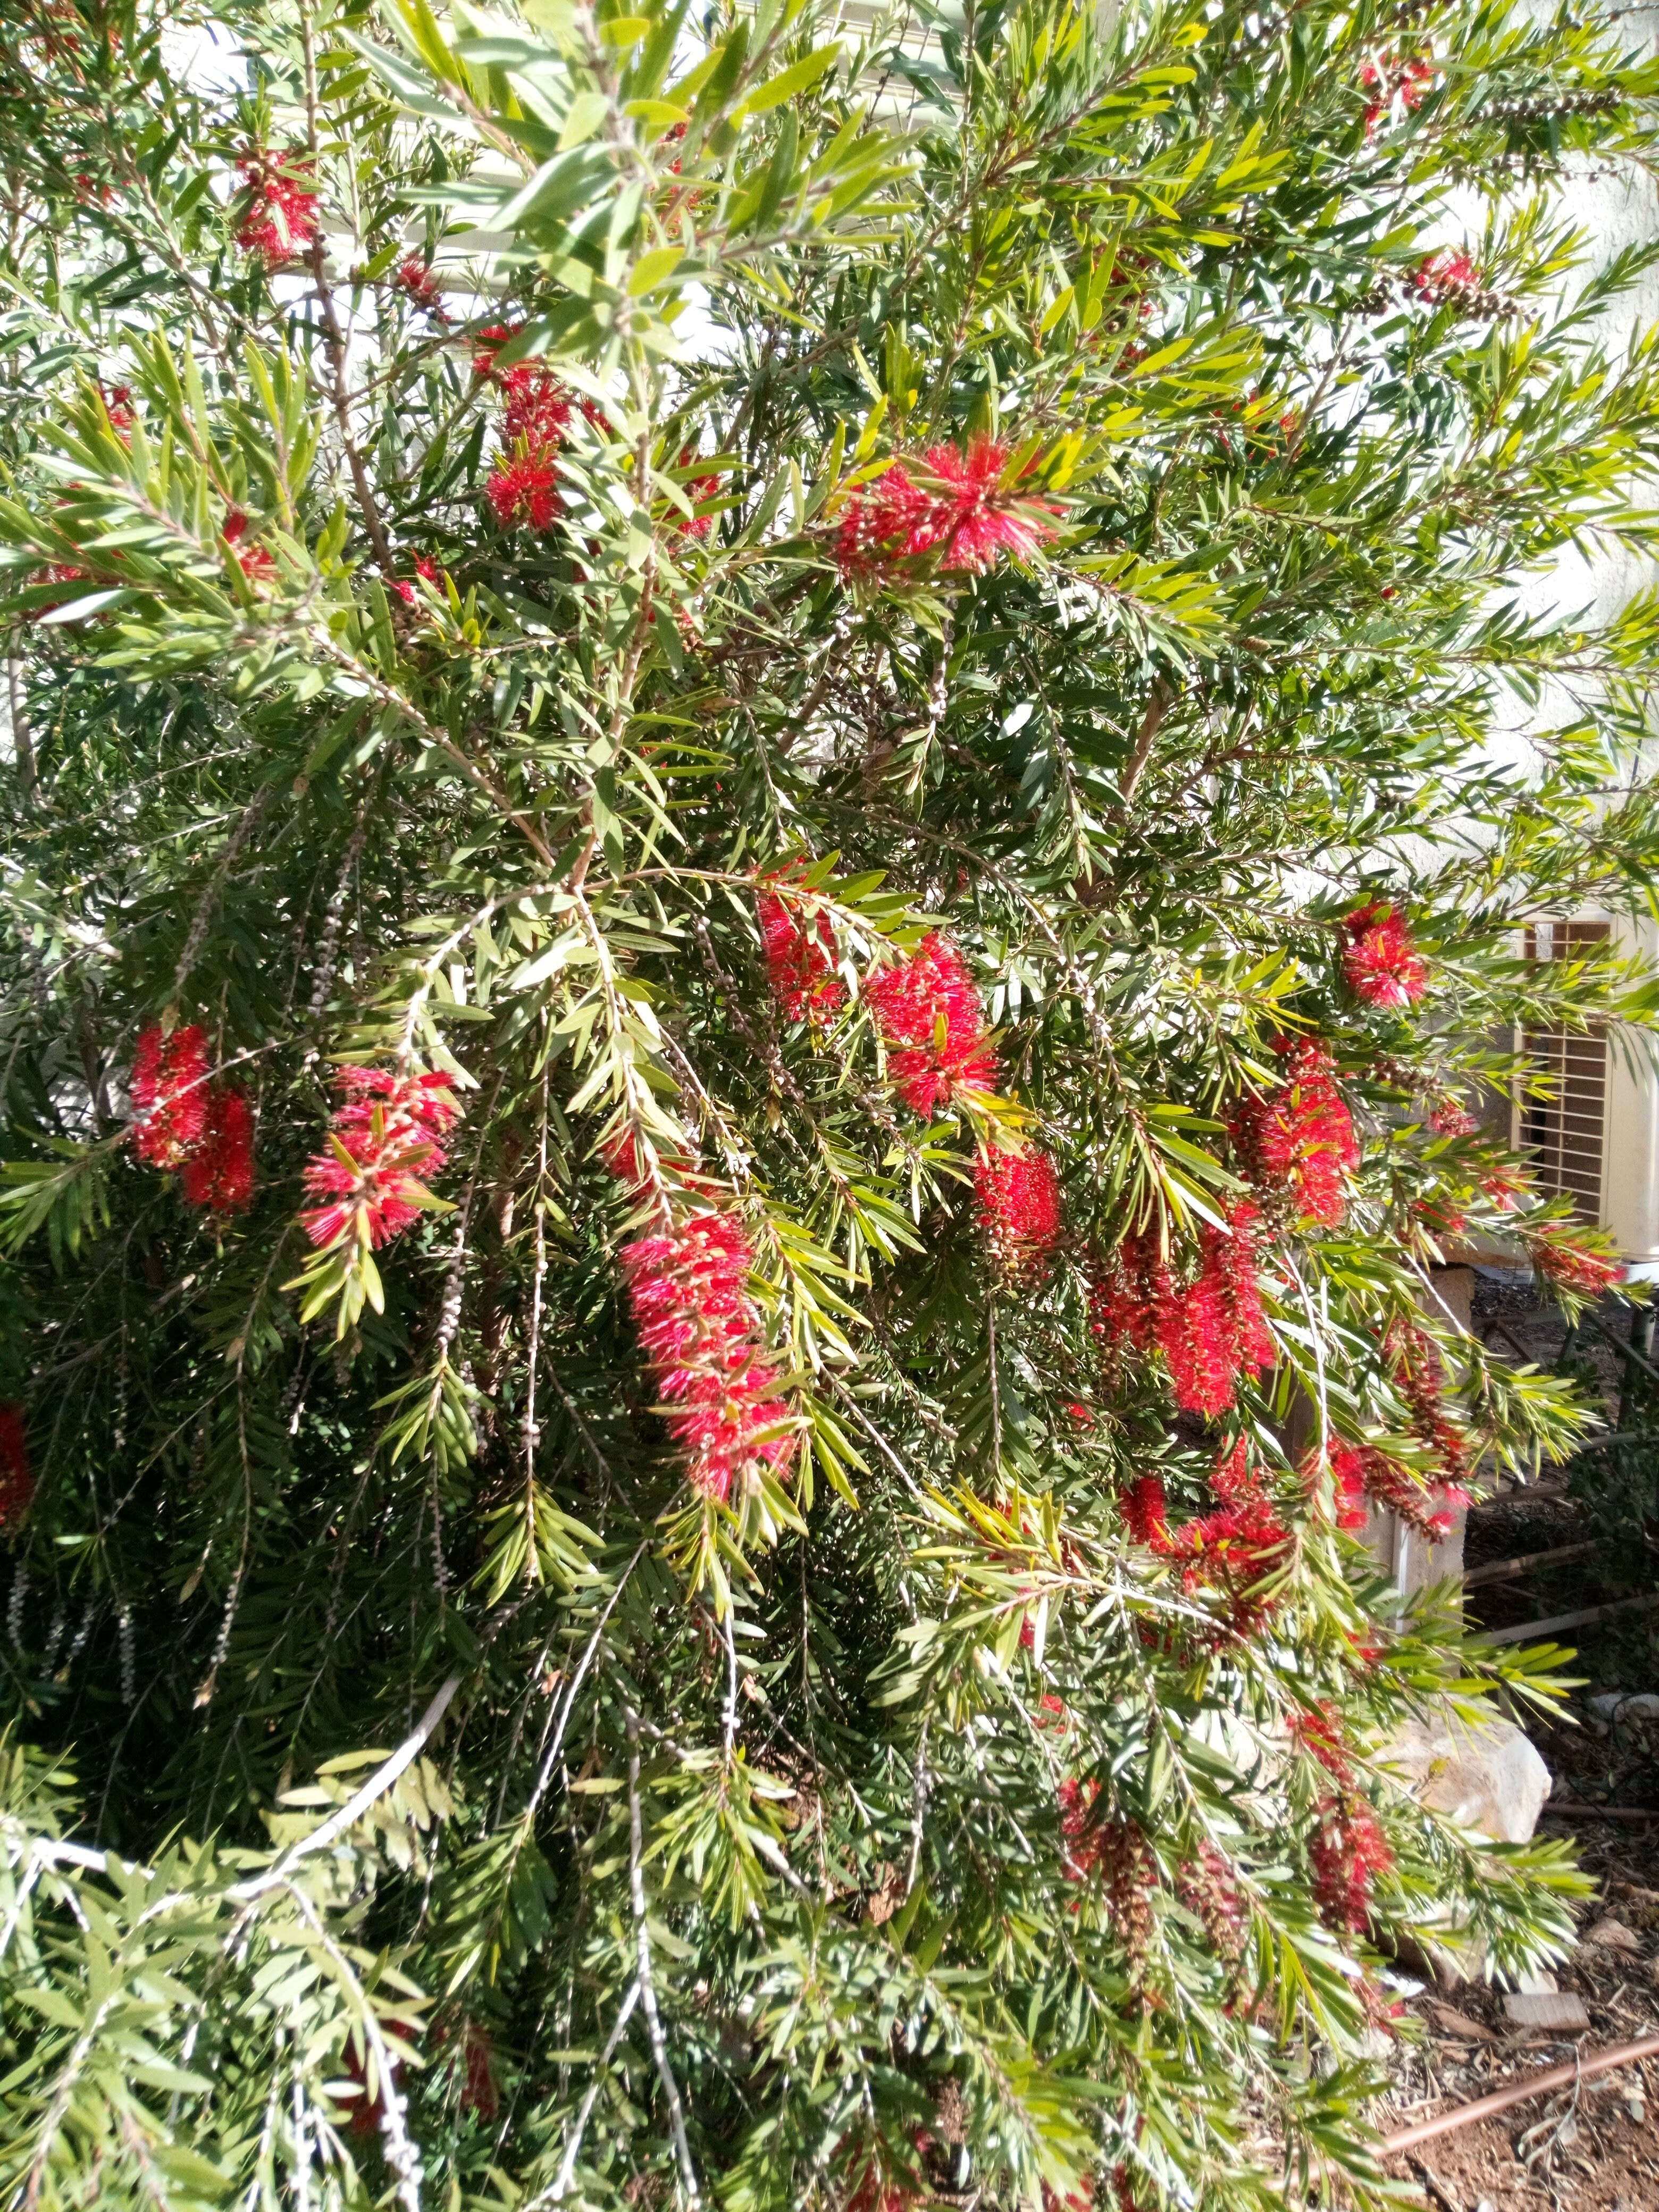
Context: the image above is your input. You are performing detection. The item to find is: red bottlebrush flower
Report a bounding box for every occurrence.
[671,448,722,539]
[1528,1222,1624,1299]
[1309,1796,1393,1934]
[913,439,1059,573]
[300,1069,459,1251]
[1385,1317,1469,1482]
[1412,1192,1466,1238]
[1360,52,1435,133]
[101,384,133,435]
[1162,1205,1277,1414]
[32,563,90,617]
[1207,1203,1277,1373]
[1291,1702,1352,1781]
[598,1127,654,1193]
[1427,1484,1471,1538]
[392,556,445,608]
[0,1404,35,1531]
[976,1144,1065,1270]
[1089,1229,1174,1360]
[1158,1272,1237,1417]
[617,1210,796,1506]
[1176,1840,1246,1962]
[472,323,533,393]
[1121,1473,1169,1547]
[394,256,445,315]
[486,453,561,531]
[835,462,937,575]
[864,934,998,1114]
[341,2040,403,2136]
[1430,1097,1478,1138]
[1481,1166,1528,1212]
[1312,1440,1373,1532]
[180,1086,256,1212]
[502,372,573,452]
[1233,1040,1359,1227]
[233,149,319,266]
[130,1025,212,1168]
[479,343,573,531]
[1041,2182,1095,2212]
[1163,1474,1292,1637]
[1058,1789,1158,1957]
[1340,900,1427,1009]
[1064,1400,1094,1427]
[835,438,1057,579]
[459,2022,497,2119]
[844,2163,920,2212]
[222,508,276,586]
[756,885,844,1024]
[1410,249,1479,304]
[1319,1438,1458,1539]
[1094,1207,1273,1417]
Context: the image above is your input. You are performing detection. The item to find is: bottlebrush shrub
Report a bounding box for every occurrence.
[3,0,1656,2206]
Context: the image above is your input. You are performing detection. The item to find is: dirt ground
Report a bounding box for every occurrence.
[1371,1276,1659,2212]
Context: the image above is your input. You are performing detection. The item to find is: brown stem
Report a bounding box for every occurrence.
[7,656,37,806]
[1117,674,1172,808]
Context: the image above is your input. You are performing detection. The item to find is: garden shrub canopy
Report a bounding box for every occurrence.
[2,0,1659,2206]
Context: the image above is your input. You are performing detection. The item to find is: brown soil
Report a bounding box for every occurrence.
[1373,1277,1659,2212]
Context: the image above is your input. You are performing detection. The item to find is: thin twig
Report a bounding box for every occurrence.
[625,1707,701,2206]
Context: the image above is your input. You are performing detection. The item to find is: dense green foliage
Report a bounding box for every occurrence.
[3,0,1659,2204]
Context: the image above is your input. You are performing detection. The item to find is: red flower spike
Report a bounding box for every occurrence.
[487,454,561,531]
[976,1144,1065,1270]
[756,886,844,1025]
[0,1404,35,1531]
[222,508,276,586]
[1058,1791,1158,1958]
[1340,900,1427,1009]
[300,1070,459,1252]
[1121,1474,1169,1548]
[1385,1317,1469,1482]
[1309,1796,1393,1934]
[459,2022,498,2120]
[1176,1840,1246,1962]
[478,342,575,532]
[1528,1223,1624,1298]
[394,256,445,316]
[1430,1098,1478,1138]
[1314,1438,1457,1539]
[617,1210,795,1506]
[1410,249,1482,308]
[180,1086,256,1212]
[233,150,320,266]
[835,438,1057,579]
[1295,1700,1398,1922]
[864,934,998,1114]
[1093,1205,1273,1416]
[131,1025,212,1168]
[672,448,722,540]
[1482,1167,1528,1212]
[914,439,1059,573]
[1089,1229,1174,1360]
[1233,1040,1359,1227]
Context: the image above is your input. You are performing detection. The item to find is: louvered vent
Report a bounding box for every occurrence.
[1521,921,1609,1225]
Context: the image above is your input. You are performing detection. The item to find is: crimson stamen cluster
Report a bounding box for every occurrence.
[131,1025,255,1213]
[836,438,1057,579]
[300,1069,460,1251]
